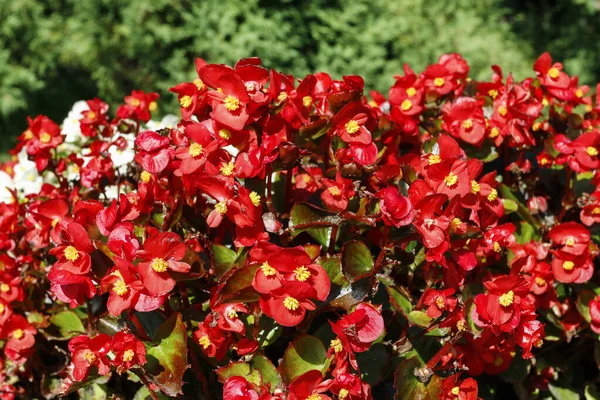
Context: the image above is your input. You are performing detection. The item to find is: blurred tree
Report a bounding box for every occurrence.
[0,0,598,151]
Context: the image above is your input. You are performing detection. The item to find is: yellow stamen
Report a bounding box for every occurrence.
[283,297,300,311]
[471,180,480,194]
[548,67,560,79]
[40,132,51,144]
[179,95,192,108]
[218,129,231,140]
[451,217,462,230]
[277,92,288,102]
[493,241,501,252]
[338,389,349,399]
[328,186,341,196]
[499,290,514,307]
[151,258,169,273]
[261,262,277,277]
[433,77,445,87]
[435,296,445,309]
[345,120,360,135]
[140,171,152,183]
[12,329,24,340]
[193,79,205,90]
[220,161,235,176]
[406,87,417,97]
[498,105,508,117]
[189,143,203,157]
[562,261,574,271]
[303,96,313,108]
[215,201,228,215]
[250,191,261,207]
[444,172,458,187]
[223,95,240,112]
[462,119,473,129]
[487,188,498,202]
[306,395,322,400]
[575,89,584,98]
[149,101,158,111]
[451,386,460,395]
[84,350,97,364]
[24,130,33,140]
[198,335,211,349]
[330,338,343,353]
[401,99,412,111]
[131,98,141,107]
[428,154,441,165]
[456,319,466,332]
[113,278,128,297]
[227,309,238,319]
[535,277,546,286]
[532,122,541,131]
[488,89,498,99]
[587,147,598,157]
[565,238,575,247]
[489,127,500,138]
[122,349,135,363]
[0,284,9,292]
[64,246,79,262]
[294,266,311,282]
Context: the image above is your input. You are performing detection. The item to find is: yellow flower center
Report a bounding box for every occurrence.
[498,105,508,117]
[179,95,192,108]
[401,99,412,111]
[444,172,458,187]
[0,284,9,292]
[487,188,498,202]
[131,98,141,106]
[562,261,574,271]
[540,157,549,166]
[433,77,445,87]
[140,171,152,183]
[12,329,24,340]
[227,309,238,319]
[250,191,261,207]
[471,180,480,194]
[199,335,211,349]
[261,262,276,277]
[499,290,514,306]
[534,339,544,348]
[532,122,541,131]
[593,207,600,215]
[451,386,460,395]
[328,186,341,196]
[149,101,158,111]
[456,319,466,332]
[64,246,79,261]
[339,389,349,399]
[493,241,501,252]
[113,278,128,297]
[548,67,560,79]
[428,154,441,165]
[488,89,498,98]
[303,96,313,108]
[87,111,97,120]
[189,143,203,157]
[462,119,473,129]
[24,130,33,140]
[218,129,231,140]
[575,89,584,98]
[345,120,360,135]
[306,395,322,400]
[283,296,300,311]
[220,161,235,176]
[277,92,288,102]
[294,266,311,282]
[215,201,228,215]
[406,87,417,97]
[587,147,598,157]
[451,217,462,230]
[223,95,240,111]
[151,258,169,273]
[193,79,205,90]
[84,350,97,364]
[0,304,4,314]
[122,349,135,362]
[435,296,445,309]
[535,277,546,286]
[40,132,52,144]
[542,98,549,107]
[489,127,500,138]
[330,338,343,353]
[565,238,575,247]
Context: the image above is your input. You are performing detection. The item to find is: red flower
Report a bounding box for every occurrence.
[589,296,600,334]
[111,331,147,373]
[550,250,593,284]
[377,187,414,227]
[321,172,355,212]
[134,130,173,174]
[473,275,529,334]
[421,288,457,319]
[422,64,454,95]
[259,281,318,327]
[116,90,159,122]
[442,97,487,146]
[174,120,220,176]
[100,258,146,316]
[333,102,375,145]
[68,334,112,381]
[210,302,249,334]
[0,315,36,362]
[288,370,332,400]
[549,222,590,256]
[330,303,384,353]
[193,320,232,360]
[533,52,572,100]
[201,71,251,131]
[441,376,478,400]
[222,376,260,400]
[137,232,191,296]
[48,222,95,275]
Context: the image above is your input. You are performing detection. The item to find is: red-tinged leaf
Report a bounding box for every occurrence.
[394,356,442,400]
[213,263,260,306]
[280,335,329,384]
[341,240,374,283]
[216,362,262,386]
[251,354,283,393]
[146,313,188,397]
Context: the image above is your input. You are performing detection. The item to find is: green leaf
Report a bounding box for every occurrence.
[251,354,283,393]
[394,356,442,400]
[213,263,260,305]
[341,240,374,283]
[498,183,541,232]
[49,311,85,338]
[319,255,349,287]
[514,222,538,244]
[216,362,261,386]
[280,335,329,384]
[576,290,596,323]
[387,286,413,317]
[585,384,599,400]
[212,243,238,280]
[146,314,188,397]
[502,198,518,214]
[408,311,433,328]
[548,383,580,400]
[355,343,390,386]
[289,203,342,247]
[256,316,283,349]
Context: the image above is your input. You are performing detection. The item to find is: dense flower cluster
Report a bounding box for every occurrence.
[2,53,600,399]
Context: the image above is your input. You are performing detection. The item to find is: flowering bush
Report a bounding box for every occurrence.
[2,53,600,399]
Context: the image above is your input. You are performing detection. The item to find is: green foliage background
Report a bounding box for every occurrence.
[1,0,599,152]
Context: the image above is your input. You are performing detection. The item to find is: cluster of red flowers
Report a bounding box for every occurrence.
[2,52,600,399]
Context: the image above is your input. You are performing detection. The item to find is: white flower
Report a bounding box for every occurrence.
[145,114,179,131]
[13,150,43,196]
[0,171,15,203]
[109,134,136,174]
[62,101,89,144]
